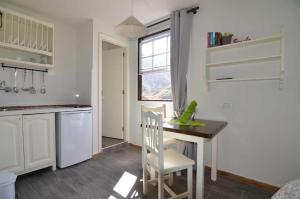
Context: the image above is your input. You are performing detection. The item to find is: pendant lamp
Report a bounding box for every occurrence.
[115,0,147,38]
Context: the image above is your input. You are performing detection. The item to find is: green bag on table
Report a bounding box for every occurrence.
[178,100,197,123]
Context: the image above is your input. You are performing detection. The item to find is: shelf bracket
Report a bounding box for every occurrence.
[279,28,285,90]
[279,78,284,90]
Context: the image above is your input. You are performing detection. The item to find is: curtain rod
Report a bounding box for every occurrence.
[147,6,199,29]
[187,6,199,14]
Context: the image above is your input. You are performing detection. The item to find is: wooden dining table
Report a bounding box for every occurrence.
[161,119,227,199]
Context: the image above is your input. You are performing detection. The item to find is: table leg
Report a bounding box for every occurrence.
[196,138,204,199]
[211,135,218,181]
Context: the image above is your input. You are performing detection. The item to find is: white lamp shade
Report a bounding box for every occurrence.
[116,16,147,39]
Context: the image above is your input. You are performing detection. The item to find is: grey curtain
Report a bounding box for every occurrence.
[170,9,196,162]
[170,9,193,115]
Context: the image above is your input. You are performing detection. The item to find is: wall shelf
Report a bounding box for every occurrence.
[0,41,53,56]
[205,32,285,90]
[0,7,54,69]
[206,55,281,67]
[208,76,281,83]
[207,34,282,52]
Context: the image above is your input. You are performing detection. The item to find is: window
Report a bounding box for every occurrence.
[138,29,172,101]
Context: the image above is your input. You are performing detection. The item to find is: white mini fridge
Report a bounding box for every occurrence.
[56,111,92,168]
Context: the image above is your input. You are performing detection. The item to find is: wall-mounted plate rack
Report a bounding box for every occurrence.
[0,7,54,70]
[205,32,285,90]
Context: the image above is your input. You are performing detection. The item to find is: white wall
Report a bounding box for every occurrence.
[0,3,78,106]
[189,0,300,187]
[76,20,93,105]
[129,0,300,187]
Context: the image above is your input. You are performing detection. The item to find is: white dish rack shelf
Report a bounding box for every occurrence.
[0,7,54,70]
[205,32,285,89]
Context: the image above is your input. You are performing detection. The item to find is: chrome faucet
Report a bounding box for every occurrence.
[0,81,12,92]
[0,81,5,88]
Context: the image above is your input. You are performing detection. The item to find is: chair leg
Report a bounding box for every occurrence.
[168,172,174,186]
[143,165,148,195]
[150,167,157,186]
[187,167,193,199]
[158,173,164,199]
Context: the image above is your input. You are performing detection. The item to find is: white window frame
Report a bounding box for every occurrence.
[138,28,172,101]
[139,30,171,74]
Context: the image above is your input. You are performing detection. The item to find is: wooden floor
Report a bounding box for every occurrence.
[102,136,124,148]
[16,145,274,199]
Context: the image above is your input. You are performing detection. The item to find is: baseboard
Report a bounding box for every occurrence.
[92,151,103,158]
[205,166,280,193]
[102,141,128,149]
[129,143,142,149]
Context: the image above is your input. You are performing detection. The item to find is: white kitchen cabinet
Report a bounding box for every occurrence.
[0,113,56,175]
[23,113,56,171]
[0,115,24,173]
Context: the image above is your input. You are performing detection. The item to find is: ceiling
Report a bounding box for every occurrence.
[1,0,200,27]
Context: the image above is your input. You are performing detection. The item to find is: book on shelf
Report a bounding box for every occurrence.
[207,32,223,48]
[207,32,210,48]
[216,32,222,46]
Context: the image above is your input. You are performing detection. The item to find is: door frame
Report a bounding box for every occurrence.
[97,33,129,152]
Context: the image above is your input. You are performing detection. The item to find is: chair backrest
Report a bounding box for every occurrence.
[141,104,166,119]
[141,110,164,171]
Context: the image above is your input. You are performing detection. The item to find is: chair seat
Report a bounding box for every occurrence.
[163,137,177,147]
[145,137,177,148]
[147,149,195,173]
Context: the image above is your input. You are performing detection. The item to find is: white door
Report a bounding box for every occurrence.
[23,113,55,169]
[102,47,124,139]
[0,115,24,173]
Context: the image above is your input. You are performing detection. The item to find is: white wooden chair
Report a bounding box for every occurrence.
[141,105,178,185]
[141,105,177,149]
[142,111,195,199]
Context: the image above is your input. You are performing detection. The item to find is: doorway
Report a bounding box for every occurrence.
[102,41,126,149]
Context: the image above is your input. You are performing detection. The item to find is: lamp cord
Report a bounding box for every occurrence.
[130,0,133,16]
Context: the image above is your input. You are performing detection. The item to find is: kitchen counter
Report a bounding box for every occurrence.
[0,105,92,116]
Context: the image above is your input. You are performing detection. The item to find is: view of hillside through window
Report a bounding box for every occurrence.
[139,30,172,101]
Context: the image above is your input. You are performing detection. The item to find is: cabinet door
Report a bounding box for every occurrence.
[23,113,55,169]
[0,115,24,173]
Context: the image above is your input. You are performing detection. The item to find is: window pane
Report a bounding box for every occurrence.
[153,37,167,55]
[138,29,172,101]
[142,70,172,100]
[141,42,152,57]
[141,57,152,72]
[153,54,167,69]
